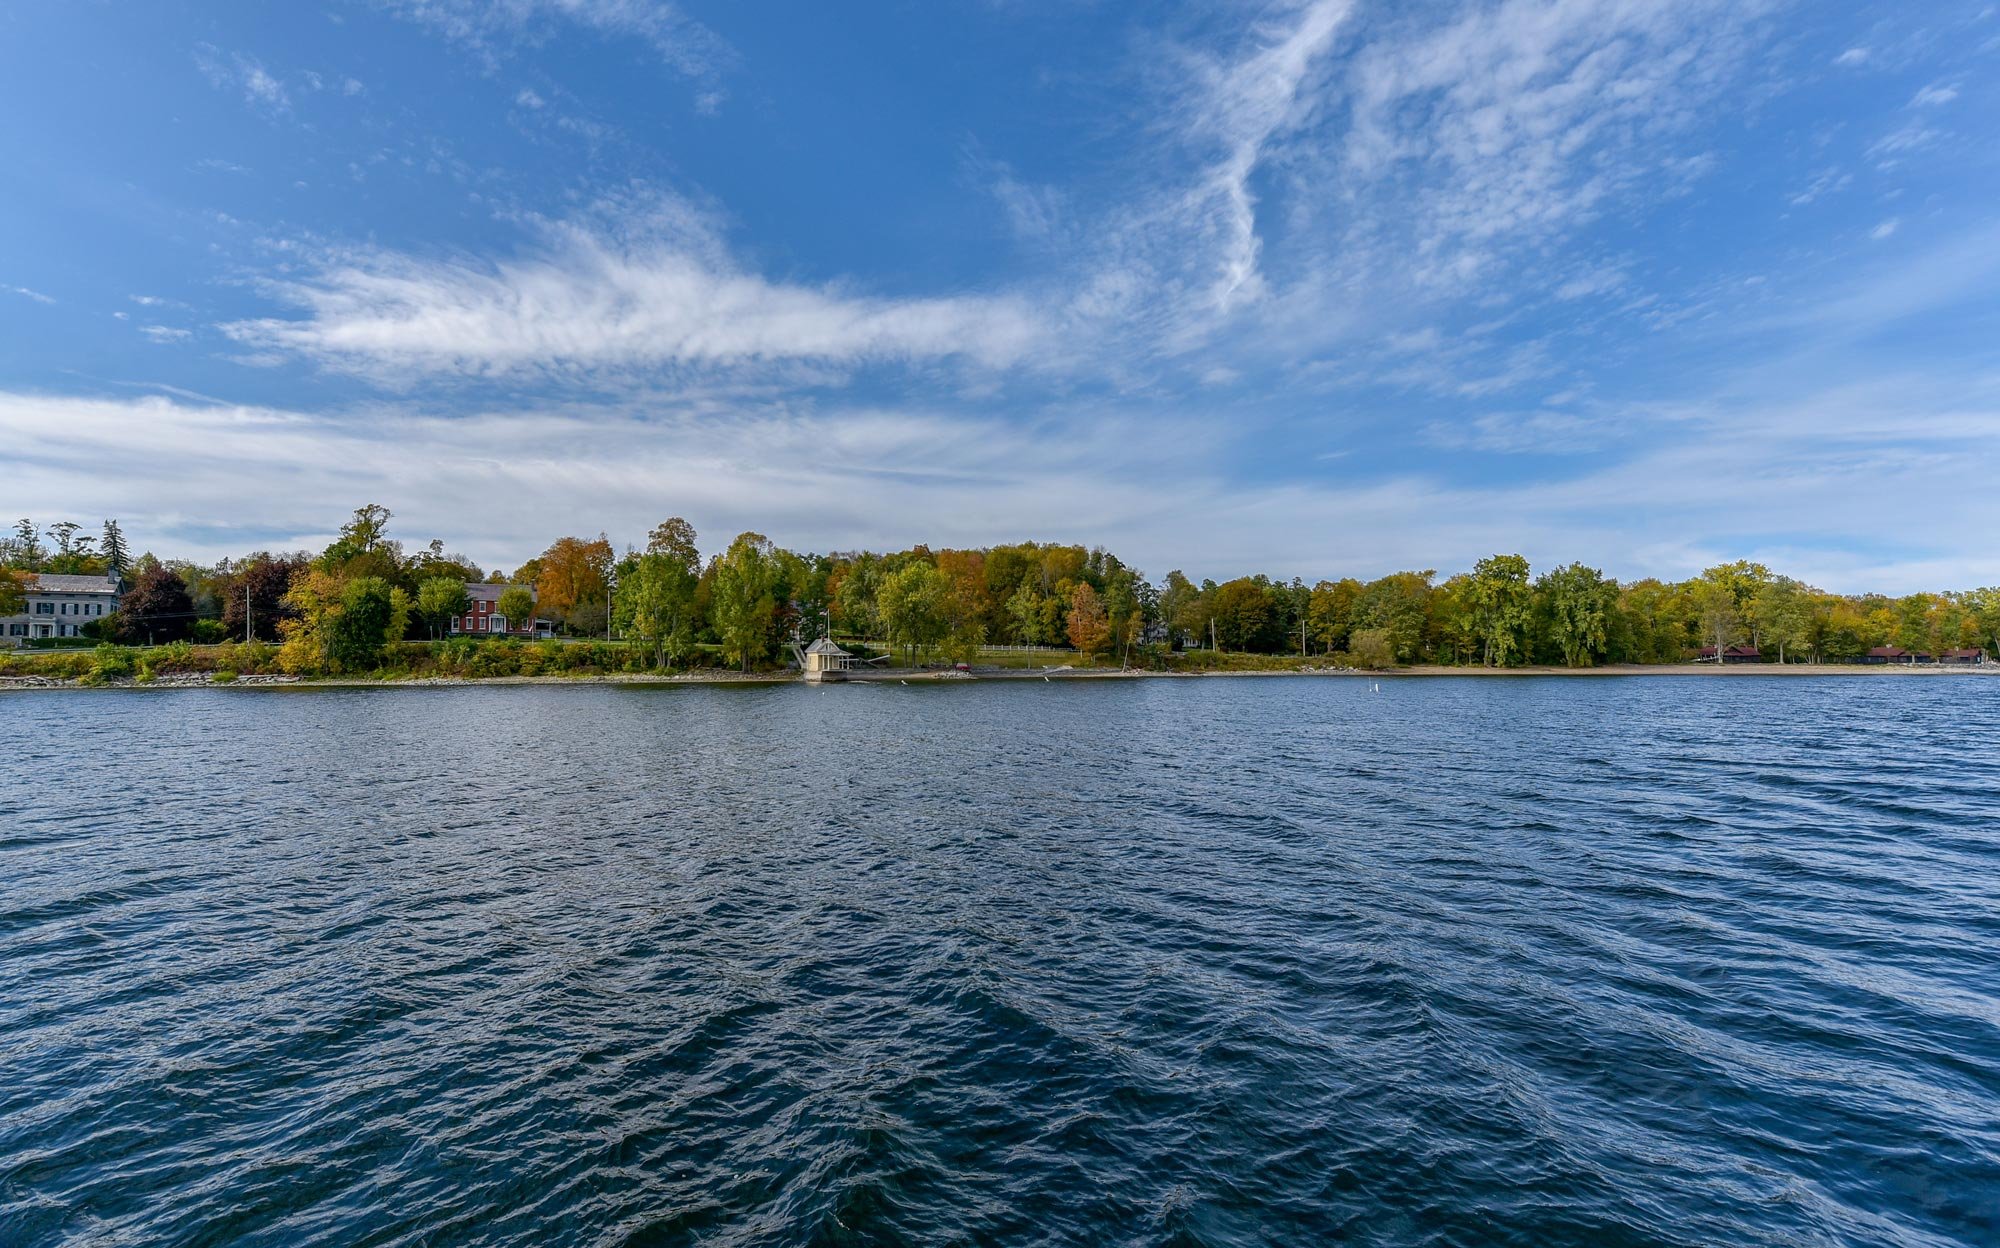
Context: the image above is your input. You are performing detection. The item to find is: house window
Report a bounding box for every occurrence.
[8,623,23,636]
[36,603,53,614]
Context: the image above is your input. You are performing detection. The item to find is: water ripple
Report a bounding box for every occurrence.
[2,677,1997,1246]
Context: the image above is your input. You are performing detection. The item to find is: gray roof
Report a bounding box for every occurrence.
[804,637,850,655]
[28,574,120,596]
[465,582,533,603]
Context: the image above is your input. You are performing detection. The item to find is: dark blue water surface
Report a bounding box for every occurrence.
[3,676,1998,1247]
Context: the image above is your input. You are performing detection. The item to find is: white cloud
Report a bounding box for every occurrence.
[1176,0,1356,314]
[222,195,1047,381]
[1910,81,1959,108]
[195,44,290,111]
[1871,218,1900,240]
[138,326,194,343]
[6,285,55,304]
[3,377,1996,593]
[1833,47,1870,67]
[1868,123,1939,168]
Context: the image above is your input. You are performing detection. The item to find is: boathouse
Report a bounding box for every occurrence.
[801,637,855,683]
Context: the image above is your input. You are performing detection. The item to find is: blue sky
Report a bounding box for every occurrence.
[2,0,1997,591]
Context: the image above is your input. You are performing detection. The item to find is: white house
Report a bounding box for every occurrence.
[2,571,122,647]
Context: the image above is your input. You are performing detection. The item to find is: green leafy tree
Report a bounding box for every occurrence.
[1157,570,1201,649]
[1103,565,1144,666]
[43,522,102,574]
[1005,583,1048,645]
[279,569,394,673]
[711,532,778,671]
[417,576,472,640]
[1467,553,1534,666]
[10,519,42,571]
[1538,562,1615,667]
[497,585,537,637]
[387,585,415,643]
[1353,571,1435,663]
[879,560,950,662]
[1210,577,1275,651]
[1307,578,1361,655]
[1698,561,1772,646]
[1693,580,1743,660]
[1966,587,2000,658]
[619,552,701,668]
[1753,577,1813,665]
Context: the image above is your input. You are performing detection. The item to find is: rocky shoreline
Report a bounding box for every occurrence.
[4,662,1993,692]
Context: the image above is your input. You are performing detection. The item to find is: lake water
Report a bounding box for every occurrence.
[2,677,1997,1247]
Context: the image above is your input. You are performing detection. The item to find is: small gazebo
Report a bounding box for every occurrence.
[802,637,854,682]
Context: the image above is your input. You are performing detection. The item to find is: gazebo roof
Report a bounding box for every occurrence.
[804,637,850,656]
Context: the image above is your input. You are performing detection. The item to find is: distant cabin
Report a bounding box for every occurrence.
[1938,648,1988,666]
[1863,646,1921,665]
[1696,644,1761,664]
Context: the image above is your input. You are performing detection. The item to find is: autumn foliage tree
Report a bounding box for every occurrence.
[220,554,309,642]
[1066,582,1110,656]
[112,567,195,644]
[534,535,614,635]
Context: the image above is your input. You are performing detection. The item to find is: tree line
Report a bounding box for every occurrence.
[6,507,1998,672]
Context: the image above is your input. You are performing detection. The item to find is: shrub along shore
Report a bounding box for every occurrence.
[2,639,1993,691]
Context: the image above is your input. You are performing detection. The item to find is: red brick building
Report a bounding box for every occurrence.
[449,583,552,637]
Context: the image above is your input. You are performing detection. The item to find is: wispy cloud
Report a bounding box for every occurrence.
[1177,0,1355,314]
[195,43,290,111]
[138,325,193,343]
[377,0,734,99]
[222,193,1047,382]
[6,285,55,304]
[1910,81,1960,108]
[1335,0,1772,287]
